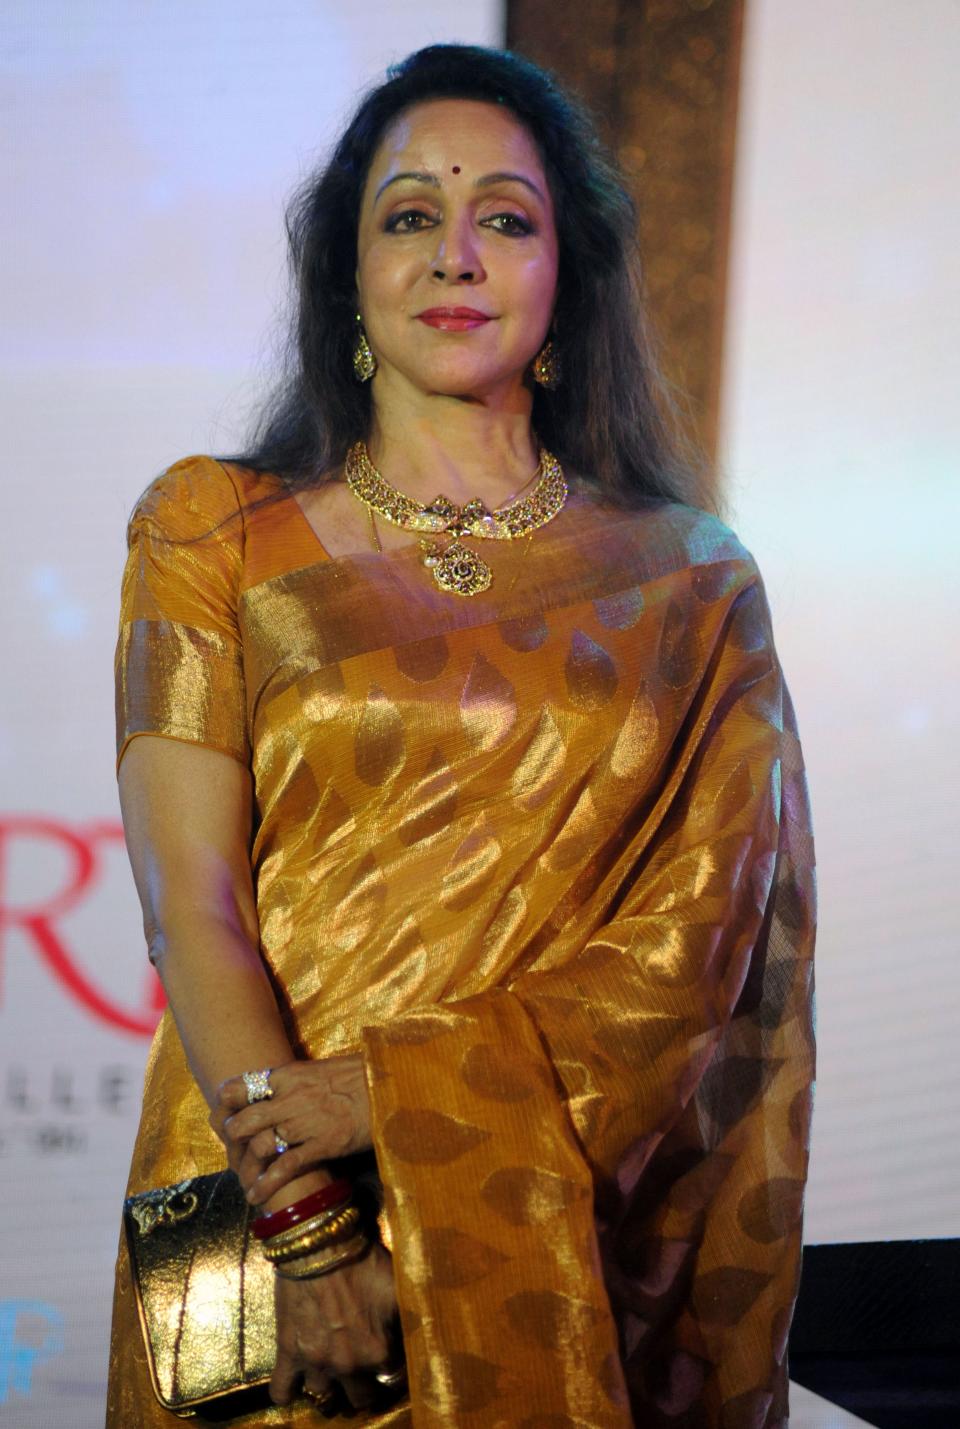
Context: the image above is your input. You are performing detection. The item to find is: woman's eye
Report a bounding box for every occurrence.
[482,212,534,236]
[384,209,435,233]
[383,209,533,236]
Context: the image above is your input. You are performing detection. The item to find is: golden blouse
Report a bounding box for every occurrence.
[108,456,816,1427]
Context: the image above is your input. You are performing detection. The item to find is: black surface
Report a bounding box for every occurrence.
[789,1239,960,1429]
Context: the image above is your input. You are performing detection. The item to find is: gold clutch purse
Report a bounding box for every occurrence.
[123,1170,276,1418]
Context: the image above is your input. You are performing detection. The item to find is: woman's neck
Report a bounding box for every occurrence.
[366,382,541,508]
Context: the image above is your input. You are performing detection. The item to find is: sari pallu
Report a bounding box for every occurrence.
[110,458,815,1427]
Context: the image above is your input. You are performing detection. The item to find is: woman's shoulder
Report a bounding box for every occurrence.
[130,455,283,542]
[576,482,759,581]
[649,501,757,573]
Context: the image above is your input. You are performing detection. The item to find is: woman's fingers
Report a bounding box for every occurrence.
[214,1072,258,1114]
[246,1136,334,1202]
[338,1372,377,1409]
[233,1135,282,1198]
[213,1064,293,1122]
[268,1341,302,1407]
[272,1264,396,1412]
[249,1124,286,1161]
[302,1379,338,1415]
[220,1097,284,1144]
[234,1131,324,1202]
[217,1057,370,1149]
[221,1090,352,1158]
[208,1103,229,1141]
[234,1132,345,1203]
[227,1098,343,1149]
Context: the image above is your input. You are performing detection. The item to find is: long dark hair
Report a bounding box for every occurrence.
[233,44,709,511]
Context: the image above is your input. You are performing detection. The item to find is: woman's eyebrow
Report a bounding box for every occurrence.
[474,171,545,202]
[374,170,440,201]
[374,169,545,203]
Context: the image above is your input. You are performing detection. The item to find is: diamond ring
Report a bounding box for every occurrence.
[242,1069,274,1104]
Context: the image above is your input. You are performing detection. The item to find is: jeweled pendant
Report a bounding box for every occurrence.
[429,540,493,597]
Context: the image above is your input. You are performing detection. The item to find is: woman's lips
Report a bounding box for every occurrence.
[416,307,493,331]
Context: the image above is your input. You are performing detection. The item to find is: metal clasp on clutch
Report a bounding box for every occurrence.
[131,1180,200,1236]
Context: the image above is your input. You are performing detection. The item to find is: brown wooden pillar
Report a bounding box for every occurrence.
[506,0,745,465]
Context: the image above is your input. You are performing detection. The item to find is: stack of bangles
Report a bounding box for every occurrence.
[252,1179,368,1281]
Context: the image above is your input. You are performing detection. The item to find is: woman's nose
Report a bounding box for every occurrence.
[431,217,485,284]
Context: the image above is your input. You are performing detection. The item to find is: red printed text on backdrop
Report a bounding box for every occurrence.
[0,817,163,1037]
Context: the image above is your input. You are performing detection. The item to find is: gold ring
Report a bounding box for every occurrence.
[303,1385,336,1409]
[373,1363,407,1388]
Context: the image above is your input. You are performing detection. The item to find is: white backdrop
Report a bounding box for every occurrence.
[722,0,960,1245]
[1,1,957,1423]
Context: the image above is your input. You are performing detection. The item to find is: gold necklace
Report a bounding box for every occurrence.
[344,441,568,597]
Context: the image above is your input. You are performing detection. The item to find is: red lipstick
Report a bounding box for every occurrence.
[416,307,492,331]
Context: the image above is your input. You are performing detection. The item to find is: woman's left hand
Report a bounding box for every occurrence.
[212,1056,372,1204]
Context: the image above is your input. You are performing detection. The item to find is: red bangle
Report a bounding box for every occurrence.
[251,1179,353,1241]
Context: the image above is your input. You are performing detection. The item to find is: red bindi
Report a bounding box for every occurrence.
[452,165,461,174]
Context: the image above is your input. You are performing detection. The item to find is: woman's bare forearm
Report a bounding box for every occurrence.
[151,913,331,1209]
[118,737,329,1208]
[149,910,294,1108]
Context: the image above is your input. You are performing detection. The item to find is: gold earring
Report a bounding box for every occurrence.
[532,338,560,389]
[352,314,377,382]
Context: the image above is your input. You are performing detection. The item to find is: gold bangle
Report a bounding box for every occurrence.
[275,1233,368,1278]
[262,1204,358,1252]
[262,1207,361,1263]
[262,1205,360,1260]
[260,1205,348,1249]
[274,1234,370,1281]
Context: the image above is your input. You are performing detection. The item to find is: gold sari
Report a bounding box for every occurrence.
[108,456,815,1427]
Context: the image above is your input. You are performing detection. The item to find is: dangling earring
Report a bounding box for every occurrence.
[532,337,560,389]
[352,313,377,382]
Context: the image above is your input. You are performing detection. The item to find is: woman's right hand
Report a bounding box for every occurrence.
[270,1241,402,1411]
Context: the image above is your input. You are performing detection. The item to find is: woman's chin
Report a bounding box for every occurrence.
[408,365,528,405]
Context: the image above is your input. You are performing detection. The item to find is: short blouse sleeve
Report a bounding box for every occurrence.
[114,456,250,772]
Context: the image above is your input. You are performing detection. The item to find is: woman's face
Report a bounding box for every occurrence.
[356,99,559,403]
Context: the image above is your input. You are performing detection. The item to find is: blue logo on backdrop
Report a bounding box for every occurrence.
[0,1301,64,1404]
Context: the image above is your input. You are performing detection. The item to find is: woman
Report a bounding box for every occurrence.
[108,43,815,1428]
